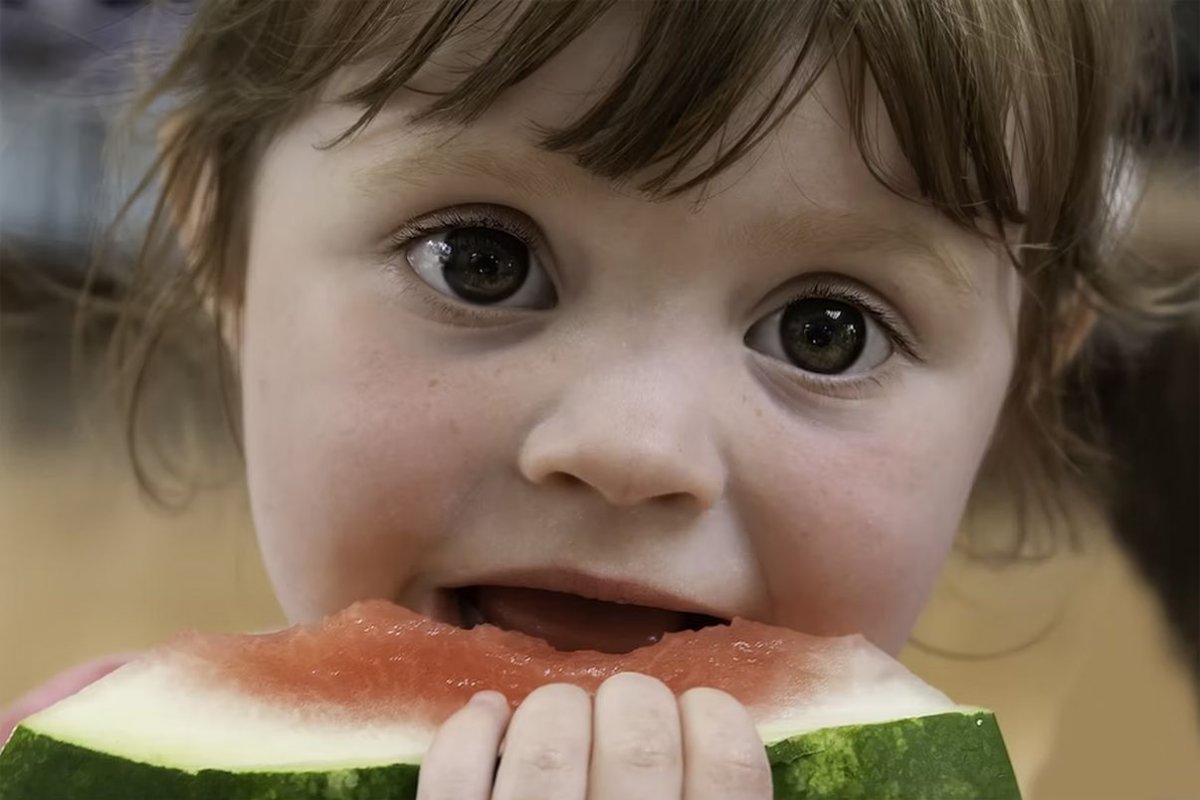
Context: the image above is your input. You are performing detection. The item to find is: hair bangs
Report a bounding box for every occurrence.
[323,0,847,198]
[287,0,1149,239]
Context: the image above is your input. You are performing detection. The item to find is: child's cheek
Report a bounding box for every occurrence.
[239,270,501,624]
[734,383,1004,655]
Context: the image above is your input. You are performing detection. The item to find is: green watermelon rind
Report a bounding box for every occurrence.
[0,726,419,800]
[767,710,1021,799]
[0,710,1019,800]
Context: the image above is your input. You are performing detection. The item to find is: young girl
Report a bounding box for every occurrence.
[2,1,1188,797]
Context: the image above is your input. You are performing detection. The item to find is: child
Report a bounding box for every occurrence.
[2,0,1188,797]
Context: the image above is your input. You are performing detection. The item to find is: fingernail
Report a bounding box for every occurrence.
[469,690,507,710]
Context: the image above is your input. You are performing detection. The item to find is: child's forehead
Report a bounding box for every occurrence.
[314,1,861,196]
[286,0,1024,279]
[277,0,1101,267]
[319,7,912,208]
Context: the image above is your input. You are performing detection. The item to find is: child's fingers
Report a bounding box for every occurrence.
[588,672,683,800]
[490,683,591,800]
[679,687,773,799]
[416,690,510,800]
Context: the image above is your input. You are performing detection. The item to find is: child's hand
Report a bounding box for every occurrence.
[417,672,772,799]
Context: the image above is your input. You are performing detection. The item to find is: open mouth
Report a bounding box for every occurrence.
[452,586,728,654]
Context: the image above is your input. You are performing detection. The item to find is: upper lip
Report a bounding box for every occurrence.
[445,567,735,621]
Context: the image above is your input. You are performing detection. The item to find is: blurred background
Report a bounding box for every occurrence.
[0,2,1197,798]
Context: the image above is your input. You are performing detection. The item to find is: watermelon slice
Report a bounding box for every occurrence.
[0,601,1020,799]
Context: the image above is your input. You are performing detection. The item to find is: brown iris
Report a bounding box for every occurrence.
[779,297,866,374]
[439,227,529,303]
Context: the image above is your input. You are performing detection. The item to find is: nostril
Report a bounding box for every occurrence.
[545,471,676,504]
[547,472,586,490]
[651,490,715,514]
[538,470,712,510]
[658,491,696,508]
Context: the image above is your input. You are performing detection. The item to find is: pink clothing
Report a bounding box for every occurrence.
[0,655,135,744]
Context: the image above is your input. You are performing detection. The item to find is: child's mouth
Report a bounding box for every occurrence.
[452,585,728,654]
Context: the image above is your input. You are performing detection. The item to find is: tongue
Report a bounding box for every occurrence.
[474,586,690,653]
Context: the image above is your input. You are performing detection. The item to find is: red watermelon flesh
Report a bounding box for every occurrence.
[167,600,950,738]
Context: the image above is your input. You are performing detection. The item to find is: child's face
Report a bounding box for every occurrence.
[238,16,1020,655]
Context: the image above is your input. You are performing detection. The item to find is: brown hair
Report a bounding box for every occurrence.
[109,0,1189,549]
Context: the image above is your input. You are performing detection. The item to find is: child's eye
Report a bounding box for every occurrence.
[400,206,556,309]
[745,290,897,376]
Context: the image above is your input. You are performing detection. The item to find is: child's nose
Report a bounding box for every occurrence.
[516,360,726,511]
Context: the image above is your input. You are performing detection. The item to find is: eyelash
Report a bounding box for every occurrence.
[389,205,541,257]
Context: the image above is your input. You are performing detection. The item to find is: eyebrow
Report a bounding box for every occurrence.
[352,134,583,201]
[352,137,977,295]
[727,212,977,296]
